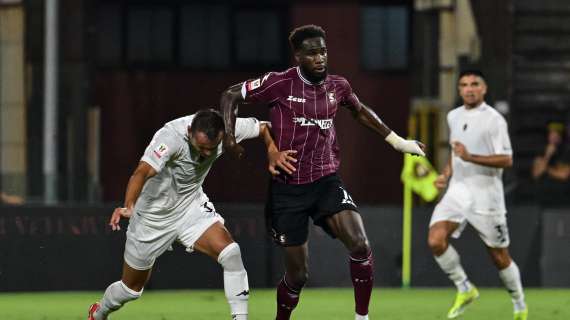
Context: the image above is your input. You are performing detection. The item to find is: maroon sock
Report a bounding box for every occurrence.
[276,276,301,320]
[350,251,374,316]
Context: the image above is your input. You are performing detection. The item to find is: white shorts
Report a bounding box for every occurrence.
[124,200,224,270]
[430,184,510,248]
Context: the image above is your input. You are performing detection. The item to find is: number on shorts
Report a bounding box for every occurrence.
[495,224,508,244]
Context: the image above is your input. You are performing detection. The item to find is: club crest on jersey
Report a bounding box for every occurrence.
[293,117,333,129]
[153,143,169,159]
[287,95,306,103]
[328,92,336,103]
[246,79,261,91]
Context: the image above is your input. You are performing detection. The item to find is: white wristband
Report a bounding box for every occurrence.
[385,131,406,148]
[385,131,425,156]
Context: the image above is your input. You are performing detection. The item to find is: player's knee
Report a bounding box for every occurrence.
[490,248,511,269]
[288,270,308,288]
[428,232,447,255]
[218,242,245,272]
[348,235,370,256]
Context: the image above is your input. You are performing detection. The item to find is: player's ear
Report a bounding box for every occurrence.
[294,51,301,63]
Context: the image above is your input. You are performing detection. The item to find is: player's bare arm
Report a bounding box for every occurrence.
[452,141,512,168]
[109,161,157,231]
[259,122,297,176]
[220,83,246,158]
[435,156,452,189]
[343,100,426,156]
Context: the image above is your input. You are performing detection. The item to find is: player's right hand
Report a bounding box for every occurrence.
[223,137,245,159]
[268,150,297,175]
[434,174,449,189]
[109,207,133,231]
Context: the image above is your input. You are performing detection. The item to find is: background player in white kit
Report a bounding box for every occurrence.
[429,70,528,320]
[87,109,293,320]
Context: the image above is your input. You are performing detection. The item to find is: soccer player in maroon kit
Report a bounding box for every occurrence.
[221,25,425,320]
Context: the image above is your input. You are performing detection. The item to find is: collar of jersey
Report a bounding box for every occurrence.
[296,66,325,86]
[463,102,488,113]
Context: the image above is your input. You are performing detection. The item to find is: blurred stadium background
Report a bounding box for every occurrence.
[0,0,569,319]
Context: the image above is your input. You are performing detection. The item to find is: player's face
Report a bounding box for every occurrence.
[296,37,328,81]
[189,130,223,159]
[458,75,487,108]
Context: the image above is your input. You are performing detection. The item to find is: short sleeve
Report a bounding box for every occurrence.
[241,72,281,104]
[235,117,261,143]
[140,128,181,172]
[337,79,361,110]
[490,117,513,155]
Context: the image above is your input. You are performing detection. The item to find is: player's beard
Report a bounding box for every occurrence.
[301,65,327,84]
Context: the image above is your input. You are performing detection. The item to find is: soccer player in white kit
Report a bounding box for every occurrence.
[428,70,528,320]
[87,109,294,320]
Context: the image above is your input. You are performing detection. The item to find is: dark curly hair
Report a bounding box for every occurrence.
[288,24,326,51]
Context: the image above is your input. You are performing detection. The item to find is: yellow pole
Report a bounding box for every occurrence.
[402,158,413,289]
[402,114,417,288]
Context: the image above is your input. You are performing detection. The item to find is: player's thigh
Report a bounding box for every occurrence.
[193,222,234,260]
[325,210,368,246]
[177,199,226,258]
[283,243,309,274]
[467,213,510,248]
[314,174,360,239]
[124,216,178,271]
[430,190,470,240]
[266,181,313,246]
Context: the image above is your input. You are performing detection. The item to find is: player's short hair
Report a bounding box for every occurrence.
[190,108,225,141]
[459,69,486,82]
[289,24,326,51]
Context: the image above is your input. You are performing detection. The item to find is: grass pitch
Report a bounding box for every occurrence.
[0,288,568,320]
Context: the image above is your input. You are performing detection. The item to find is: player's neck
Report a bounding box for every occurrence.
[464,101,484,110]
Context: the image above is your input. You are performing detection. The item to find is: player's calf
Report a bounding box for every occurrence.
[218,242,249,320]
[350,250,374,319]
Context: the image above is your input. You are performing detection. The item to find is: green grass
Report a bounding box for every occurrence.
[0,288,568,320]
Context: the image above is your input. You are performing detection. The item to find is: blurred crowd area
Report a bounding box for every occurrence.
[0,0,569,208]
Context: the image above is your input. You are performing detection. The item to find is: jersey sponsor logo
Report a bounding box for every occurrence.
[286,95,306,103]
[340,187,356,207]
[246,79,261,91]
[153,143,169,159]
[293,117,333,130]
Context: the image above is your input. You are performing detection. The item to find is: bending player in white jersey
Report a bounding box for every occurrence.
[429,70,528,320]
[88,109,296,320]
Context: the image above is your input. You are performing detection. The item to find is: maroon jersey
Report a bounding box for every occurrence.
[242,67,361,184]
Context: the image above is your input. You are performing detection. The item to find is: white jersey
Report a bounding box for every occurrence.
[447,102,512,215]
[135,115,260,228]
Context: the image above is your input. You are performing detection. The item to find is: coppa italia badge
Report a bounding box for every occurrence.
[153,143,169,159]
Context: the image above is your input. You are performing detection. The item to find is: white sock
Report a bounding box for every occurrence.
[499,261,526,311]
[355,314,369,320]
[434,245,472,293]
[218,242,249,319]
[95,281,142,320]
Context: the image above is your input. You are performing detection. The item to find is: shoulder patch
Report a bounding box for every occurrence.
[246,79,261,91]
[153,143,169,159]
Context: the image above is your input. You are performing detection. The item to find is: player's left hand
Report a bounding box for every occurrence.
[268,150,297,175]
[452,141,471,161]
[109,207,133,231]
[400,139,426,156]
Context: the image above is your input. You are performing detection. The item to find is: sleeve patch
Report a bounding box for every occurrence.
[153,143,169,159]
[246,79,261,91]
